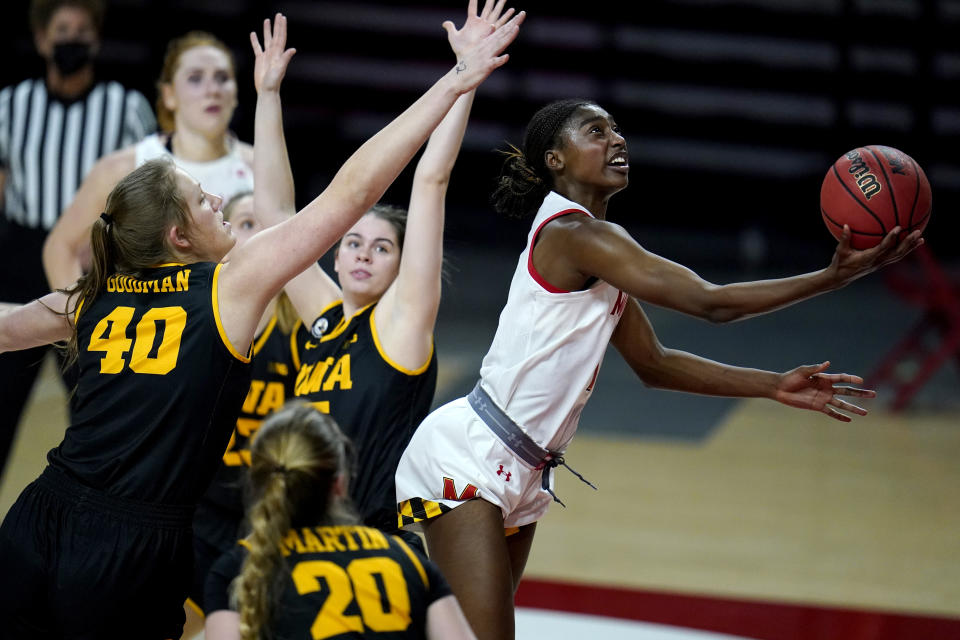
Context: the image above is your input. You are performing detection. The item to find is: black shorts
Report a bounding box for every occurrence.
[188,527,234,613]
[0,466,195,640]
[189,499,245,612]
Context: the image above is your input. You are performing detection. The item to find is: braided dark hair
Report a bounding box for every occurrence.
[491,99,595,218]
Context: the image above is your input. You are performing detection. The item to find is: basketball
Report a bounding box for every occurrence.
[820,145,932,250]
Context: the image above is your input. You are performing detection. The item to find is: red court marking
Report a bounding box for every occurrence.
[515,578,960,640]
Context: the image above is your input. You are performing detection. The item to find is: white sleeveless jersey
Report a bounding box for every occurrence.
[478,191,627,453]
[134,133,253,204]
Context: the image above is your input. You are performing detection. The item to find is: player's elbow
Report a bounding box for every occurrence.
[42,232,78,287]
[630,345,673,390]
[702,305,743,324]
[41,234,64,275]
[332,163,385,214]
[691,286,745,324]
[412,168,452,192]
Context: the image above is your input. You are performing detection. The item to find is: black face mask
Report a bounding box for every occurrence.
[52,41,94,76]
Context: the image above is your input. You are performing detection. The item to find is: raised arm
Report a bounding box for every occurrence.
[0,292,74,353]
[540,214,922,323]
[217,11,525,351]
[248,14,341,325]
[611,297,874,422]
[42,148,135,291]
[376,0,515,370]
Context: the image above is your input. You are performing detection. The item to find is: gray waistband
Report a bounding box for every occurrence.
[467,381,597,507]
[467,381,552,468]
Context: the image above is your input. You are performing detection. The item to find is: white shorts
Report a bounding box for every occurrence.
[395,397,556,530]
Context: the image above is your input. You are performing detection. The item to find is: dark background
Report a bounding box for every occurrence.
[3,0,958,271]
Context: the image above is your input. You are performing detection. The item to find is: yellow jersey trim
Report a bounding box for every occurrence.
[252,313,278,357]
[290,319,303,371]
[212,263,251,363]
[73,296,86,324]
[393,535,429,589]
[308,298,348,344]
[369,306,433,375]
[318,300,375,343]
[151,262,187,268]
[184,597,205,619]
[316,298,342,320]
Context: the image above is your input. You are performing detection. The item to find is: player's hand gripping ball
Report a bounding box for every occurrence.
[820,145,931,249]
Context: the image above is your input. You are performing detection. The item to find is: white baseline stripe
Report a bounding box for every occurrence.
[516,607,757,640]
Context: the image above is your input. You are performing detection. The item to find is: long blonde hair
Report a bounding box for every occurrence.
[231,403,356,640]
[155,31,235,134]
[62,157,189,366]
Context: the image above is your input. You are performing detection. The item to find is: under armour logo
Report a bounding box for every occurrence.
[496,465,511,482]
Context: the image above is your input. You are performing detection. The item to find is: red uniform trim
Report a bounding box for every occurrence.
[515,578,960,640]
[527,208,592,293]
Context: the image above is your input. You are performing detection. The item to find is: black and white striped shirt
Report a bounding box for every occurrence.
[0,78,155,231]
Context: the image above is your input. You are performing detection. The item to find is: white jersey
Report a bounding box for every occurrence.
[479,191,627,453]
[134,133,253,204]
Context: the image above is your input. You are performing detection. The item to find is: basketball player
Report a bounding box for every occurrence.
[0,0,155,476]
[258,0,518,538]
[395,99,924,639]
[43,30,254,292]
[183,191,307,636]
[0,13,522,637]
[204,403,476,640]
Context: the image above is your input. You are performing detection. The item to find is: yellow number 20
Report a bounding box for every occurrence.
[87,306,186,375]
[292,557,411,639]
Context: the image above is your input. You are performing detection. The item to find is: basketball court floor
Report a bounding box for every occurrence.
[2,247,958,639]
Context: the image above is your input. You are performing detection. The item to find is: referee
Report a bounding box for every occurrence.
[0,0,155,473]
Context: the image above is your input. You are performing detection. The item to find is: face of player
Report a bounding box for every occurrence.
[175,169,234,261]
[334,213,401,306]
[163,46,238,138]
[552,104,629,195]
[219,195,258,263]
[225,195,259,247]
[34,6,100,69]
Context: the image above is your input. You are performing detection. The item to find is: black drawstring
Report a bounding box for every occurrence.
[468,381,598,508]
[540,455,597,507]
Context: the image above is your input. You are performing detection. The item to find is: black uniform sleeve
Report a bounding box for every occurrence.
[420,554,453,605]
[205,546,245,613]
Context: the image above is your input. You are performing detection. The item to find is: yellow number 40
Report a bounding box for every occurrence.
[87,306,186,375]
[292,557,412,639]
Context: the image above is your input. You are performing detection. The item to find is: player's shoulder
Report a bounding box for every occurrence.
[542,208,615,241]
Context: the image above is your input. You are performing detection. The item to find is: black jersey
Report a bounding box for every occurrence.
[47,262,251,505]
[294,302,437,531]
[195,316,305,548]
[205,525,451,639]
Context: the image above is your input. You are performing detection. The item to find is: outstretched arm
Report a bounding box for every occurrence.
[0,292,74,353]
[248,15,341,324]
[217,11,525,352]
[542,214,921,323]
[611,298,873,422]
[376,0,515,371]
[42,149,136,292]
